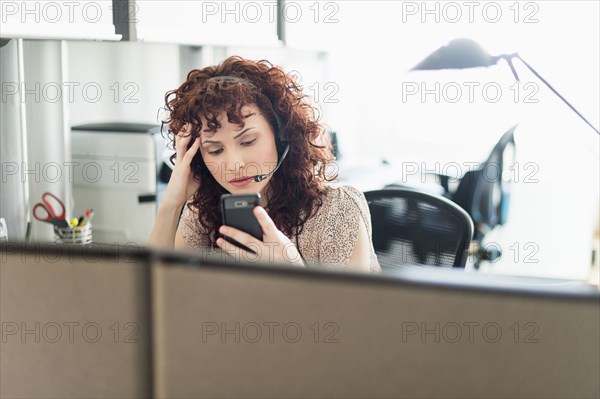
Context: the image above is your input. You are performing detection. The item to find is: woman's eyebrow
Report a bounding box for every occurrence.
[202,127,255,145]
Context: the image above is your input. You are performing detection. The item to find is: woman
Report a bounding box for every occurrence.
[148,56,381,274]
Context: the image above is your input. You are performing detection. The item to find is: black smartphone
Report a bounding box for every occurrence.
[220,193,263,252]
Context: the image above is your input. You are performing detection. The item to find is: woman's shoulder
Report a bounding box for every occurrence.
[305,184,371,231]
[326,184,365,198]
[319,184,369,215]
[300,183,380,272]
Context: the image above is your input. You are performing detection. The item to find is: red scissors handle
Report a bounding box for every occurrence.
[41,192,66,220]
[33,192,69,228]
[33,203,54,222]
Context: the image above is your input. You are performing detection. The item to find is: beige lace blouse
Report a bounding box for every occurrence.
[179,185,381,274]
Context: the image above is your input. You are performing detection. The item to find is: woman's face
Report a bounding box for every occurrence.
[199,104,279,197]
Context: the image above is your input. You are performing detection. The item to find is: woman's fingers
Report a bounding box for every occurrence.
[216,237,238,256]
[216,237,257,258]
[217,217,304,267]
[182,137,201,165]
[174,124,193,163]
[160,123,202,209]
[219,226,255,248]
[253,206,277,237]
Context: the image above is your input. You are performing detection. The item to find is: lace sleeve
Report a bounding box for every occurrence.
[319,186,374,266]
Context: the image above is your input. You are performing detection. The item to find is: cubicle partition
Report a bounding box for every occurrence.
[1,242,599,398]
[0,243,153,398]
[152,254,599,398]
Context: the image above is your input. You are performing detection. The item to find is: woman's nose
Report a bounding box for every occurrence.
[223,150,244,173]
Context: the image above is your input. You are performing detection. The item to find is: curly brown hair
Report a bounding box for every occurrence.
[162,56,337,248]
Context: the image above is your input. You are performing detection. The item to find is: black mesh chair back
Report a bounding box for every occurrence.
[365,188,474,270]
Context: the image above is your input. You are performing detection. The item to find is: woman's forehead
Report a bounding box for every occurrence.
[199,105,264,135]
[199,113,261,138]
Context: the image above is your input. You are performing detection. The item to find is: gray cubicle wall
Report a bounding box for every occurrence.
[1,242,599,398]
[152,255,599,399]
[0,243,153,398]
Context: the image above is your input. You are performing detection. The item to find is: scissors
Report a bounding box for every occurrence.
[33,192,70,228]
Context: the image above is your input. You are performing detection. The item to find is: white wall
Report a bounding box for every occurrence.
[68,40,181,126]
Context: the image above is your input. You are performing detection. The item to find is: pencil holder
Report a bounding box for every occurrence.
[54,223,93,245]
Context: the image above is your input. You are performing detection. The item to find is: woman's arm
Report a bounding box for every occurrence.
[147,126,201,249]
[173,220,190,249]
[317,186,377,272]
[147,203,187,249]
[346,215,372,272]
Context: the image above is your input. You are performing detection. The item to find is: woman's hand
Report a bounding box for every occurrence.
[161,125,202,209]
[216,206,305,267]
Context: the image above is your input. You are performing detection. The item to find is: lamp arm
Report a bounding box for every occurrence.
[505,58,520,82]
[494,54,520,81]
[514,54,600,135]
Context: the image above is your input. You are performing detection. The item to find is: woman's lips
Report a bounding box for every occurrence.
[229,177,253,187]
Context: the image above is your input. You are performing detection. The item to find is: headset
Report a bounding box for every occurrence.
[206,76,290,183]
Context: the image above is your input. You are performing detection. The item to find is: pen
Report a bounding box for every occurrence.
[86,209,94,224]
[77,209,94,227]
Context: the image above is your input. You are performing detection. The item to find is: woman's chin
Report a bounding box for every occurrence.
[227,185,260,195]
[225,180,268,196]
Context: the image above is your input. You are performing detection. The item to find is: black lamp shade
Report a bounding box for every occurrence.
[412,38,497,70]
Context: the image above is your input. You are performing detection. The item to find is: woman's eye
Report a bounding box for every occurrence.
[207,139,254,155]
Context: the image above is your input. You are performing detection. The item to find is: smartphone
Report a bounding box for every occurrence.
[220,193,263,252]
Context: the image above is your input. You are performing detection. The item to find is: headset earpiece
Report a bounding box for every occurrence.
[268,102,288,157]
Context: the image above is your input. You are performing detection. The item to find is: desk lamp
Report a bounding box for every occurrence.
[411,38,599,135]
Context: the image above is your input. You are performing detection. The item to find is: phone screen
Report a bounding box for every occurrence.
[220,193,263,253]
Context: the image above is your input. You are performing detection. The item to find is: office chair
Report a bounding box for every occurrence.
[330,131,340,160]
[442,126,516,235]
[365,188,474,271]
[434,125,517,267]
